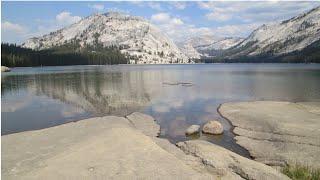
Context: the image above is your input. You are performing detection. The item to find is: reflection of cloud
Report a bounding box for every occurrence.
[168,117,187,137]
[1,96,32,112]
[153,104,170,113]
[61,106,85,118]
[168,99,184,109]
[204,104,216,113]
[24,70,152,117]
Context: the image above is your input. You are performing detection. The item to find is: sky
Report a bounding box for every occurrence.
[2,1,320,44]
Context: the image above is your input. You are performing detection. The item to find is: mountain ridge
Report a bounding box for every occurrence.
[22,12,190,64]
[225,6,320,58]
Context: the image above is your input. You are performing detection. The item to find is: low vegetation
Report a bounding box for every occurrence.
[282,164,320,180]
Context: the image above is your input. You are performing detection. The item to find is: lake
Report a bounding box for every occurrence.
[2,64,320,157]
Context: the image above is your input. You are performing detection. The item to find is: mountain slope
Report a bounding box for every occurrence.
[23,12,189,64]
[178,36,243,58]
[196,37,244,57]
[227,6,320,58]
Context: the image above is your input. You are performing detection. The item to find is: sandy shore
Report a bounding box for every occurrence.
[219,101,320,168]
[2,112,288,179]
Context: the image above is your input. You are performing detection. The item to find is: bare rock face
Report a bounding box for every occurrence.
[177,140,290,180]
[126,112,160,137]
[2,112,293,179]
[185,125,200,135]
[230,7,320,57]
[22,12,189,64]
[202,120,223,135]
[2,115,213,180]
[219,101,320,168]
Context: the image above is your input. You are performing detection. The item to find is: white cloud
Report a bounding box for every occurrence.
[2,11,83,44]
[56,11,81,26]
[2,21,27,34]
[130,1,163,11]
[151,13,184,25]
[150,13,213,42]
[206,12,232,22]
[171,2,187,10]
[1,21,29,43]
[151,13,171,23]
[171,18,184,25]
[88,4,104,11]
[149,11,261,42]
[199,1,320,23]
[148,2,163,11]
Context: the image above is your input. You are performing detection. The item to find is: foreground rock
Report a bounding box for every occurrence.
[2,114,212,179]
[126,112,160,137]
[185,125,200,135]
[1,66,11,72]
[219,101,320,168]
[2,112,289,179]
[202,120,224,135]
[177,140,289,180]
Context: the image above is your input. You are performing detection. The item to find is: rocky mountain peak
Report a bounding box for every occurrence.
[22,11,189,64]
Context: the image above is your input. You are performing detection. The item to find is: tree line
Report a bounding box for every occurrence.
[1,42,129,67]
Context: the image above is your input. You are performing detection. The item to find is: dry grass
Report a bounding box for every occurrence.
[281,164,320,180]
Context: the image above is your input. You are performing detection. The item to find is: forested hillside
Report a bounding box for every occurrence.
[1,42,128,67]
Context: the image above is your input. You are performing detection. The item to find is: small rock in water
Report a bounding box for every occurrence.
[185,125,200,135]
[163,82,179,86]
[202,121,223,135]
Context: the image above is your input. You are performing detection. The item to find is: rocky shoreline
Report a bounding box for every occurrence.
[2,111,288,179]
[218,101,320,169]
[1,66,11,72]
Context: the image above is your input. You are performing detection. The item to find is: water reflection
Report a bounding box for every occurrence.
[2,64,320,157]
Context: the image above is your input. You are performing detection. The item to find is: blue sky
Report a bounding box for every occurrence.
[2,1,320,44]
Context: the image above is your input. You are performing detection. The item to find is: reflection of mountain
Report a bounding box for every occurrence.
[2,70,152,116]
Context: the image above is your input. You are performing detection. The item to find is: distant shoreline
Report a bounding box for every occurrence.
[3,62,320,68]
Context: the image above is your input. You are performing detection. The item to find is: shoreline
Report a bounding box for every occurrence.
[218,101,320,168]
[2,111,289,179]
[217,103,254,159]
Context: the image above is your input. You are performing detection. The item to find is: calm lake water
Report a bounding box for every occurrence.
[2,64,320,157]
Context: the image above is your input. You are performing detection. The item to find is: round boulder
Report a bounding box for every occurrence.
[185,125,200,135]
[202,121,223,135]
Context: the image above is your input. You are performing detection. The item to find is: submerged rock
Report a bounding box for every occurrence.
[185,125,200,135]
[1,66,11,72]
[202,120,223,135]
[162,82,193,87]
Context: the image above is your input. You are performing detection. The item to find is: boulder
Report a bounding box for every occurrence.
[202,120,223,135]
[1,66,11,72]
[185,125,200,135]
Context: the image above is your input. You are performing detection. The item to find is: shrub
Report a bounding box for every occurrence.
[281,164,320,180]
